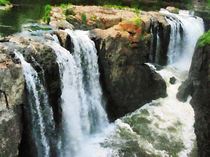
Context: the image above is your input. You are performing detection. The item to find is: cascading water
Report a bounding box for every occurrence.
[14,50,54,157]
[100,10,204,157]
[47,30,108,157]
[160,9,204,70]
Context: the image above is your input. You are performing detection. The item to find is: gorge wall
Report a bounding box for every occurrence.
[177,42,210,156]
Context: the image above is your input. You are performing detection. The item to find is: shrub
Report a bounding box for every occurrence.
[0,0,11,6]
[81,13,87,24]
[63,8,76,16]
[134,8,140,14]
[132,17,142,26]
[42,4,52,24]
[198,30,210,47]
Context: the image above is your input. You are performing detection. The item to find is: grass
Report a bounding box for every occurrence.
[104,4,129,10]
[42,4,52,24]
[198,30,210,47]
[60,3,72,8]
[0,0,10,6]
[131,17,142,26]
[104,4,140,14]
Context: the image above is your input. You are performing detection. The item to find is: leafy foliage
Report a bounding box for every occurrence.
[198,30,210,47]
[131,17,142,26]
[63,8,76,16]
[81,13,87,24]
[42,4,52,24]
[0,0,10,6]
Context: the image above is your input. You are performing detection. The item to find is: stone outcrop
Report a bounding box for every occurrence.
[0,43,25,157]
[0,36,62,156]
[177,43,210,156]
[90,21,167,121]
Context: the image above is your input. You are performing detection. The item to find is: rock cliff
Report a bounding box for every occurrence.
[89,21,167,120]
[0,43,25,157]
[177,42,210,156]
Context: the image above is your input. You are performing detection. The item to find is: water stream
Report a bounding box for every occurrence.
[14,50,54,157]
[46,30,108,157]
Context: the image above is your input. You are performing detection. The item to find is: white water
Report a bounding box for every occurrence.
[160,9,204,70]
[14,50,50,157]
[47,30,108,157]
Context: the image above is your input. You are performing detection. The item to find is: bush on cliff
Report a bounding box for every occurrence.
[198,30,210,47]
[42,4,52,24]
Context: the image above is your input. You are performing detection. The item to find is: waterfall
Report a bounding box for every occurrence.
[160,9,204,70]
[101,10,205,157]
[14,50,54,157]
[47,30,108,157]
[12,8,204,157]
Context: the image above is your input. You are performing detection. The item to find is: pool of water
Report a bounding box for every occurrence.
[0,4,44,37]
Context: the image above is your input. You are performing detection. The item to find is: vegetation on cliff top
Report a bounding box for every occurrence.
[198,30,210,47]
[0,0,10,6]
[42,4,52,24]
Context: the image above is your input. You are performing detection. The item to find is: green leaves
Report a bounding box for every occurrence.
[198,30,210,47]
[0,0,11,6]
[42,4,52,24]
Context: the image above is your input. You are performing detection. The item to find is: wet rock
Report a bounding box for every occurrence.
[91,26,167,121]
[54,30,74,52]
[177,43,210,156]
[166,6,179,14]
[0,44,25,157]
[169,76,176,84]
[10,36,62,127]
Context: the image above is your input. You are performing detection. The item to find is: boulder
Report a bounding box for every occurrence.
[169,76,176,84]
[0,44,25,157]
[91,25,167,121]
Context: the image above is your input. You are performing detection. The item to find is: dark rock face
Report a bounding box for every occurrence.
[177,44,210,156]
[149,18,171,65]
[91,28,167,121]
